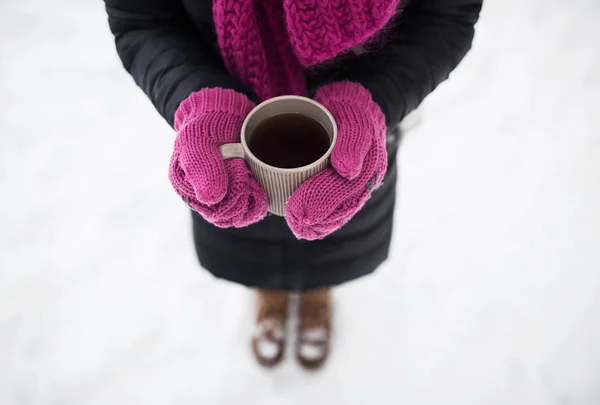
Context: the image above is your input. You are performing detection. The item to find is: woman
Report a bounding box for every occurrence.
[104,0,482,369]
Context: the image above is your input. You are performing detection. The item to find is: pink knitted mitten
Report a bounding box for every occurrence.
[286,81,388,240]
[169,88,268,227]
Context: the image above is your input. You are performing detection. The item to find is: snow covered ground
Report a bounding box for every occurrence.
[1,0,600,404]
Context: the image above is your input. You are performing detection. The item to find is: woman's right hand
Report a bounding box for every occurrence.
[169,88,268,228]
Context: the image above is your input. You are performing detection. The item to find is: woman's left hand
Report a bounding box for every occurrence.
[286,81,388,240]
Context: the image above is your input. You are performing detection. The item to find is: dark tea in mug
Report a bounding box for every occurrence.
[248,113,331,169]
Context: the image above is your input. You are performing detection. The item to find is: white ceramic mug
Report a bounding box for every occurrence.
[220,95,337,217]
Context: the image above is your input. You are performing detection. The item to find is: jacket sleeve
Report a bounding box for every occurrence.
[340,0,483,127]
[104,0,248,127]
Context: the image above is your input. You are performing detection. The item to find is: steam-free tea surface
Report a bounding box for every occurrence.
[248,113,330,169]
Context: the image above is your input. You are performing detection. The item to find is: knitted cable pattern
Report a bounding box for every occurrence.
[169,88,268,227]
[283,0,400,66]
[214,0,307,101]
[171,2,398,232]
[286,81,388,240]
[213,0,400,98]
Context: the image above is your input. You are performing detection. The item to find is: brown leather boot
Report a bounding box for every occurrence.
[296,288,332,370]
[251,289,289,367]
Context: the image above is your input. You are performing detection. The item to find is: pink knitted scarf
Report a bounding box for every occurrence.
[213,0,401,101]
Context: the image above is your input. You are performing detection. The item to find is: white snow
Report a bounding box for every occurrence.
[297,328,329,361]
[300,327,328,343]
[254,339,280,360]
[298,343,325,362]
[1,0,600,404]
[254,319,285,342]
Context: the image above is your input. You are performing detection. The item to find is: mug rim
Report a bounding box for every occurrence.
[240,95,338,174]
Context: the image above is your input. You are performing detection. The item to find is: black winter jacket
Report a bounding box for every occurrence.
[104,0,482,290]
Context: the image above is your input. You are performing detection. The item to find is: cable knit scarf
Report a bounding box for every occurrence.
[213,0,401,101]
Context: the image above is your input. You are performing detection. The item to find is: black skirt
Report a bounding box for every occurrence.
[191,127,401,291]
